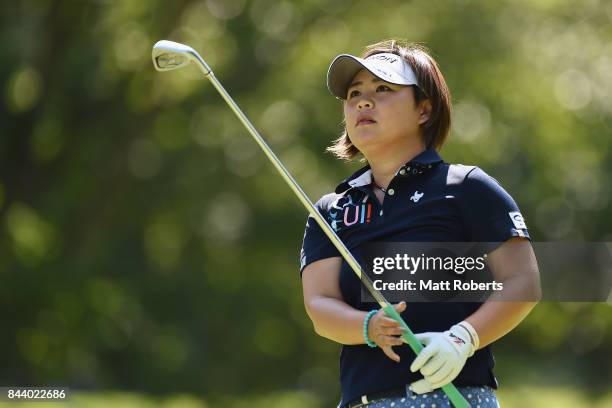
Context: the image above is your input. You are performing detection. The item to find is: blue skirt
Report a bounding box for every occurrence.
[349,385,499,408]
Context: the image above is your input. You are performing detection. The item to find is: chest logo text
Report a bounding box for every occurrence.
[329,196,373,232]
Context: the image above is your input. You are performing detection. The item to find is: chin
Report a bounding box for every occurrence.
[351,138,389,155]
[351,129,383,143]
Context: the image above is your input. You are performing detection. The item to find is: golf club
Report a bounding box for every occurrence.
[152,39,470,408]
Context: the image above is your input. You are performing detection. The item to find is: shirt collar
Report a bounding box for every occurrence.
[334,148,444,193]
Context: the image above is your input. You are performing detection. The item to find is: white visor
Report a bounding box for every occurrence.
[327,52,420,99]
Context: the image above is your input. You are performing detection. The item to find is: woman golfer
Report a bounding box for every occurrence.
[300,39,541,408]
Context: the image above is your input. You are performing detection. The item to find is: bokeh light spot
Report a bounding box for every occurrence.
[5,203,57,266]
[6,66,43,113]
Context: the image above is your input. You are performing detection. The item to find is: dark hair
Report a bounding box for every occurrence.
[326,39,452,161]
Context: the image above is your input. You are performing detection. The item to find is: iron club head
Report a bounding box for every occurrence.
[152,40,212,75]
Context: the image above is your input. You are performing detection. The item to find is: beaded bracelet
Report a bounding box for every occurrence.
[363,309,378,348]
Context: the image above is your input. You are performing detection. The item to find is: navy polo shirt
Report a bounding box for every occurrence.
[299,148,530,407]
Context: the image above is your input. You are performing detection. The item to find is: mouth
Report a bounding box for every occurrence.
[356,118,377,127]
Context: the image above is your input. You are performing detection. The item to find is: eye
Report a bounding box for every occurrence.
[376,84,392,92]
[348,89,360,99]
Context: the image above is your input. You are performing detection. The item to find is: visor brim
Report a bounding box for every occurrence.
[326,54,419,100]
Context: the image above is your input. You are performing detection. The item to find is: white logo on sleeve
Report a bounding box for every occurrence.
[509,211,527,229]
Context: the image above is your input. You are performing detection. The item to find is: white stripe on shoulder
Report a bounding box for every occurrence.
[348,169,373,188]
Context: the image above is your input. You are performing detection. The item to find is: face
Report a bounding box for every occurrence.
[343,69,430,155]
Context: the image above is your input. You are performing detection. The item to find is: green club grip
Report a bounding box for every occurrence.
[382,305,471,408]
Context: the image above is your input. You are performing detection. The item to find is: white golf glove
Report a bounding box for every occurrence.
[408,321,479,394]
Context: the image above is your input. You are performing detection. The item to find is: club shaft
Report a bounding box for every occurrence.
[193,60,470,408]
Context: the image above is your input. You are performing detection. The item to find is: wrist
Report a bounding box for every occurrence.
[447,321,478,357]
[363,310,378,348]
[456,320,480,351]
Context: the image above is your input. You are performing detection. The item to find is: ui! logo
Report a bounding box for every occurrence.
[329,195,373,232]
[508,211,527,229]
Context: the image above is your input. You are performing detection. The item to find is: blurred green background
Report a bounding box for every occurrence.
[1,0,611,407]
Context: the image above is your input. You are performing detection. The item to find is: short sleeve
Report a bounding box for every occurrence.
[299,195,341,276]
[459,167,531,243]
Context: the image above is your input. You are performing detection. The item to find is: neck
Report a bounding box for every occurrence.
[366,139,427,189]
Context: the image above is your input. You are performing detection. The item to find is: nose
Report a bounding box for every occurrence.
[357,97,373,109]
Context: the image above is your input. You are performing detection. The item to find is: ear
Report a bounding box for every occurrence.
[418,99,432,125]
